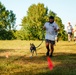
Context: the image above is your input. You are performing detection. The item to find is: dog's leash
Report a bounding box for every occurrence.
[36,40,44,48]
[36,30,45,48]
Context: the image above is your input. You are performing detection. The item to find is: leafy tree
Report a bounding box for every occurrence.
[48,10,56,17]
[0,29,16,40]
[21,3,48,40]
[14,30,27,40]
[0,2,16,30]
[0,2,16,40]
[21,3,67,40]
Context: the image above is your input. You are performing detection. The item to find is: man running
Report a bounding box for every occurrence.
[43,16,59,57]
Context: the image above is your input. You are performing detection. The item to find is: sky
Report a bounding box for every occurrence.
[0,0,76,30]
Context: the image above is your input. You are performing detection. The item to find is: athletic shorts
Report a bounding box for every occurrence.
[45,39,55,45]
[68,32,72,35]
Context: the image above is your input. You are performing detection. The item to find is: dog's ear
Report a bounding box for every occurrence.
[32,43,34,46]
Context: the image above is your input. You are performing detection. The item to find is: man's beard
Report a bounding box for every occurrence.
[49,21,54,24]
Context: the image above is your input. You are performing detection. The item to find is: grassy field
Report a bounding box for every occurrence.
[0,40,76,75]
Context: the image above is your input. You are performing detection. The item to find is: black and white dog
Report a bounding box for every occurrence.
[30,43,37,56]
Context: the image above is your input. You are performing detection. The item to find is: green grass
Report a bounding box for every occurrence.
[0,40,76,75]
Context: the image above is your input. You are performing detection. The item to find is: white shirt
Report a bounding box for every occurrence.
[44,22,59,41]
[67,25,72,32]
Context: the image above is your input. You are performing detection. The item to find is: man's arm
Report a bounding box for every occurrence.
[54,24,60,32]
[43,26,46,30]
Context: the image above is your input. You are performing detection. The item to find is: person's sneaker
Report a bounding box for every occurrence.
[46,52,49,56]
[49,54,53,57]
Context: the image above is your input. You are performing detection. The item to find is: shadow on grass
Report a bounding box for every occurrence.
[0,52,76,75]
[0,49,15,52]
[0,49,22,53]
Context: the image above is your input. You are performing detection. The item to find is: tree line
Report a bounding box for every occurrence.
[0,2,68,40]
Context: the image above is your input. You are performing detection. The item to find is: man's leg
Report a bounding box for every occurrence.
[68,34,70,41]
[50,44,54,57]
[49,41,55,57]
[45,41,50,56]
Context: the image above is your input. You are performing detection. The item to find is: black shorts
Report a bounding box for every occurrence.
[45,39,55,45]
[68,32,72,35]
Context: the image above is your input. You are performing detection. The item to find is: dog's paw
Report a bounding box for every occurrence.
[30,56,32,58]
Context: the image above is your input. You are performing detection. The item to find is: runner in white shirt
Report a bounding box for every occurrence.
[43,16,59,57]
[67,22,73,41]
